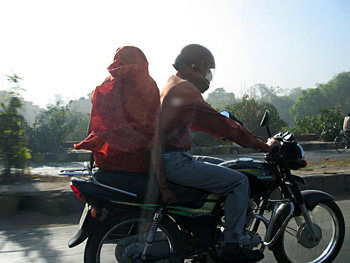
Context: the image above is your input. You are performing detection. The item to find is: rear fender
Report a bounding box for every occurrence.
[68,205,107,248]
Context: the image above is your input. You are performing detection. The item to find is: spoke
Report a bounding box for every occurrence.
[284,226,297,237]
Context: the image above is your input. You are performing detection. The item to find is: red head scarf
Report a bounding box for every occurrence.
[75,46,160,171]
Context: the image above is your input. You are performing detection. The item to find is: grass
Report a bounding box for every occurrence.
[301,158,350,172]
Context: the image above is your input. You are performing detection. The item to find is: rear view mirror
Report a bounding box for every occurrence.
[260,110,272,137]
[220,110,231,118]
[260,110,271,126]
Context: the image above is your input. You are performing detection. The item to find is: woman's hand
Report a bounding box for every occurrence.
[159,186,177,204]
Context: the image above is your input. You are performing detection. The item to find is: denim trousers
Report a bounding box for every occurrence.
[163,151,249,243]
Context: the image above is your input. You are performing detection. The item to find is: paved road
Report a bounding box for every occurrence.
[1,199,349,263]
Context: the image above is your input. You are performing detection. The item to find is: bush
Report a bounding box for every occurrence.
[291,107,343,141]
[26,102,75,153]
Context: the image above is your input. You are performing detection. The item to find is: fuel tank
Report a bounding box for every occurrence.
[226,158,277,196]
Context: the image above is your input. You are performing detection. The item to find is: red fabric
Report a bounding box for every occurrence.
[159,74,269,152]
[75,46,160,171]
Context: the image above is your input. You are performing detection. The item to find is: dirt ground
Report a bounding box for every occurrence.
[293,158,350,176]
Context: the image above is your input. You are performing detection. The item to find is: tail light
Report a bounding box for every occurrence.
[70,183,87,201]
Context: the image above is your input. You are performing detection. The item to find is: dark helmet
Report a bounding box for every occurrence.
[173,44,215,70]
[173,44,215,93]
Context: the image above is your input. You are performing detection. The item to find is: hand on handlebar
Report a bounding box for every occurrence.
[267,138,281,153]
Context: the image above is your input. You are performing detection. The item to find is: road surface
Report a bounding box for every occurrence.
[0,199,349,263]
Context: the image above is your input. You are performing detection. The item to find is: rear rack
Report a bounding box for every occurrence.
[59,162,137,197]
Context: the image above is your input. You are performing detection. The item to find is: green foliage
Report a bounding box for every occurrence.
[292,107,343,141]
[0,74,31,177]
[226,95,288,137]
[65,109,90,141]
[190,130,226,148]
[290,88,329,120]
[251,84,302,127]
[26,102,76,153]
[190,95,288,147]
[290,71,350,120]
[320,72,350,113]
[206,87,236,110]
[26,100,90,153]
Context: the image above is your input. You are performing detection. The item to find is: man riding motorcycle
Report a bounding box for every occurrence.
[159,44,280,262]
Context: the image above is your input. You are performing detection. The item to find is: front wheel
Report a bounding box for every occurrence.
[273,200,345,263]
[334,134,347,153]
[84,213,182,263]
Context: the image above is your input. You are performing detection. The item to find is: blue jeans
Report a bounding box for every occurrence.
[163,151,249,243]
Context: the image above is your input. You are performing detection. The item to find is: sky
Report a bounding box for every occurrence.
[0,0,349,108]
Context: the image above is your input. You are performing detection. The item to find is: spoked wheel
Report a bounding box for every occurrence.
[334,134,347,153]
[273,200,345,263]
[84,213,183,263]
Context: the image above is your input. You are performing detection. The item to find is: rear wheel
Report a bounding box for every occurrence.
[84,213,183,263]
[273,200,345,263]
[334,134,347,153]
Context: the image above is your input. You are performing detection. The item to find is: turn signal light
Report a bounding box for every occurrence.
[91,207,101,218]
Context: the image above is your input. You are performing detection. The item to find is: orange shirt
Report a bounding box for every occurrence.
[159,74,269,152]
[75,46,160,172]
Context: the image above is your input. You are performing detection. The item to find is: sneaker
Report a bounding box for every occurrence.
[223,242,264,263]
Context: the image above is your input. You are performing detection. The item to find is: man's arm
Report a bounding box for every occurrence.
[191,98,274,152]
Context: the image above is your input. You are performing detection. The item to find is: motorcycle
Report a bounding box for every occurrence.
[59,110,345,263]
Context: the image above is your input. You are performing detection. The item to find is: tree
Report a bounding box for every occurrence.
[0,74,31,177]
[27,101,76,153]
[320,72,350,114]
[290,71,350,120]
[206,87,236,110]
[251,84,301,127]
[65,108,90,141]
[290,87,330,120]
[226,95,288,137]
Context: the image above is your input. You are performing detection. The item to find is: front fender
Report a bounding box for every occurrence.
[301,189,335,211]
[268,189,335,251]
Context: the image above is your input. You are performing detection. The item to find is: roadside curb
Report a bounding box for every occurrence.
[300,173,350,199]
[1,172,349,218]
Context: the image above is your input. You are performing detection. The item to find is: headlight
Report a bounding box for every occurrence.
[296,144,305,160]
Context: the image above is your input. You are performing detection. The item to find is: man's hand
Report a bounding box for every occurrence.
[266,138,281,153]
[159,187,177,205]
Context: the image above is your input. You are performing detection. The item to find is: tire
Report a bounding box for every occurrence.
[334,135,347,153]
[273,200,345,263]
[84,212,183,263]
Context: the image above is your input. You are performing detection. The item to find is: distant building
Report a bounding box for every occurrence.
[1,90,94,126]
[20,101,42,126]
[0,90,43,126]
[69,93,92,115]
